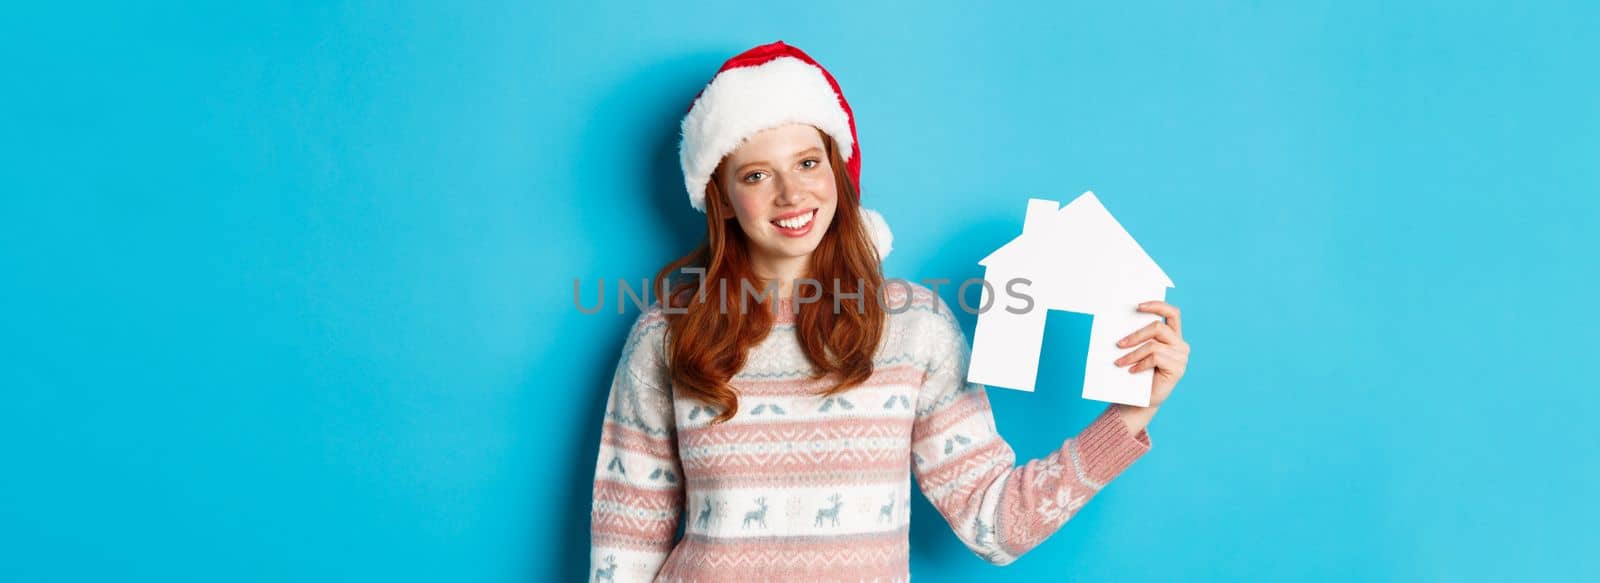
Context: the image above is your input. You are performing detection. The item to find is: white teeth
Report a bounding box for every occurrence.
[774,210,815,230]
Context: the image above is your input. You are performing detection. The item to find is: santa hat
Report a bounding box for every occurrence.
[678,40,893,260]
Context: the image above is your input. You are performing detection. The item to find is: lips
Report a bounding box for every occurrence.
[770,209,817,237]
[770,209,815,228]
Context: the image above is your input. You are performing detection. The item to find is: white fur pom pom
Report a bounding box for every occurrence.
[859,207,893,260]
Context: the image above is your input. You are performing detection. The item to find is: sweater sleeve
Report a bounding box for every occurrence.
[910,295,1152,565]
[589,306,684,582]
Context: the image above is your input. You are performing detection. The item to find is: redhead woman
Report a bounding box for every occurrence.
[589,41,1190,583]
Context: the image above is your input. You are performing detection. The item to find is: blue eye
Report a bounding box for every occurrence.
[743,171,766,183]
[801,159,819,169]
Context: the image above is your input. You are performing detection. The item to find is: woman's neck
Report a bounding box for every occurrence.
[751,254,810,300]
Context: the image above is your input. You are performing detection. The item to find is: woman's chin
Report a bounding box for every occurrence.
[754,237,821,260]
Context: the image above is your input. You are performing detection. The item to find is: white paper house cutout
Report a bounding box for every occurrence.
[967,191,1175,406]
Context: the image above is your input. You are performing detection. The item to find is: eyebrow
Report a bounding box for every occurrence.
[732,147,825,175]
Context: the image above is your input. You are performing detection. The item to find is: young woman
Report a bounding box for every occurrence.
[589,41,1190,583]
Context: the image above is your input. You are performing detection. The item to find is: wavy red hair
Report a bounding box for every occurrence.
[653,128,886,424]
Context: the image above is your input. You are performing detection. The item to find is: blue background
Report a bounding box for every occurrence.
[3,1,1596,581]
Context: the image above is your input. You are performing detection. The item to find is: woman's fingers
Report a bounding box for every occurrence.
[1129,345,1186,374]
[1114,340,1160,367]
[1137,301,1182,337]
[1117,320,1182,348]
[1118,301,1190,373]
[1128,353,1156,373]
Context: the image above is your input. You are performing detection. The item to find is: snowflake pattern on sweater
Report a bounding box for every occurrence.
[589,283,1152,582]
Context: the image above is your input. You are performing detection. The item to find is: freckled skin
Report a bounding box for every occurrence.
[711,123,839,287]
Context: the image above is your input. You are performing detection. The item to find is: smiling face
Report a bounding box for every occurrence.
[711,123,839,275]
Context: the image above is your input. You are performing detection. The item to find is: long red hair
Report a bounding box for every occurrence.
[653,128,886,424]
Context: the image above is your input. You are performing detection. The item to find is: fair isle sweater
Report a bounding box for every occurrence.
[589,283,1152,582]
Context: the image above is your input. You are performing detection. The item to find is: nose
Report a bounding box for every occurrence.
[775,174,801,206]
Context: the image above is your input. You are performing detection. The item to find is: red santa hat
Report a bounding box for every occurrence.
[678,40,893,259]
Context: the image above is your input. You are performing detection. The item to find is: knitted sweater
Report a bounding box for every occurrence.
[589,283,1152,582]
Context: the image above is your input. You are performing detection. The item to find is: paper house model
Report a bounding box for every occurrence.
[967,191,1175,406]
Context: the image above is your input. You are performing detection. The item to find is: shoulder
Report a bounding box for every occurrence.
[881,279,967,360]
[881,282,977,399]
[883,279,961,329]
[629,300,671,339]
[616,301,671,387]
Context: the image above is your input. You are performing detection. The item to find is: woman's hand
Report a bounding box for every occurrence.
[1113,301,1189,409]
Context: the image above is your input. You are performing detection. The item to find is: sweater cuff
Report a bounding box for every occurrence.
[1073,406,1153,488]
